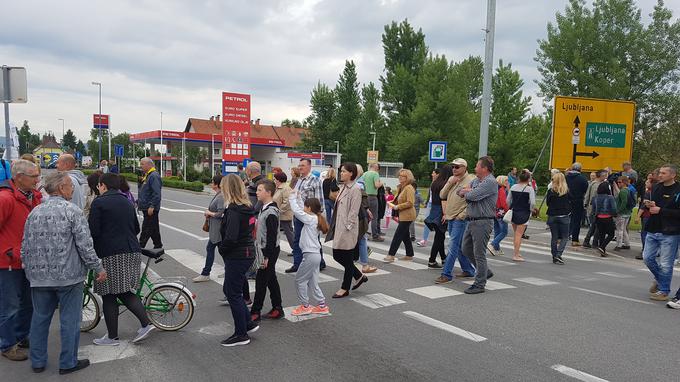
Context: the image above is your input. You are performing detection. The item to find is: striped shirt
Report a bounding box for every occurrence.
[464,174,498,218]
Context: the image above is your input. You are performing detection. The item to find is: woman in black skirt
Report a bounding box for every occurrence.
[506,171,536,262]
[88,173,154,346]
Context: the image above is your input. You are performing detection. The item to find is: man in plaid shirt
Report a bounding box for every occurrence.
[285,158,327,273]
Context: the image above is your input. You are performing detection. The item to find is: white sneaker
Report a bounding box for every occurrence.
[132,325,155,343]
[93,335,120,346]
[416,240,428,247]
[192,275,211,282]
[218,298,230,306]
[667,299,680,309]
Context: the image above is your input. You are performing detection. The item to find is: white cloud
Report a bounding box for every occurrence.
[1,0,677,142]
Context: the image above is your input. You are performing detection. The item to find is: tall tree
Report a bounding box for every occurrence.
[331,60,363,162]
[489,60,533,172]
[61,129,77,151]
[380,19,428,130]
[535,0,680,172]
[299,82,336,150]
[280,119,304,128]
[344,82,385,163]
[75,140,87,156]
[17,120,41,154]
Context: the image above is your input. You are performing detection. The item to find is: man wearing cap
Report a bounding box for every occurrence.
[435,158,477,284]
[458,156,498,294]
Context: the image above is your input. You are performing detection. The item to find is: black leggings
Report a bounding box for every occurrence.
[596,217,615,250]
[102,292,151,339]
[388,221,414,257]
[333,248,362,291]
[429,229,446,262]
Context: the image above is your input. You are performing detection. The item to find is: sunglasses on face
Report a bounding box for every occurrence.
[453,165,462,169]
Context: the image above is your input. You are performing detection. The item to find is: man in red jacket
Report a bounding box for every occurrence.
[0,159,42,361]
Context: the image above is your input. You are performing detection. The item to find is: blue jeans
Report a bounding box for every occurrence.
[0,269,33,352]
[640,217,649,250]
[292,217,325,269]
[358,235,369,265]
[547,215,570,257]
[324,199,335,224]
[491,218,508,250]
[224,257,255,336]
[643,233,680,294]
[201,241,218,276]
[441,220,475,279]
[29,283,83,369]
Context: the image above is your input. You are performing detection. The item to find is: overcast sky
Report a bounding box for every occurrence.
[1,0,677,142]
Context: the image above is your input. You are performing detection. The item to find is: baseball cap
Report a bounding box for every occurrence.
[451,158,467,167]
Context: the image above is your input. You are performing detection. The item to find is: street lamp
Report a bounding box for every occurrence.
[58,118,65,148]
[319,144,324,166]
[91,81,102,162]
[369,131,376,151]
[334,140,339,168]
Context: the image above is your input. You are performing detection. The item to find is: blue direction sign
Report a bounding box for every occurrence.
[428,141,447,162]
[75,151,82,161]
[114,144,124,157]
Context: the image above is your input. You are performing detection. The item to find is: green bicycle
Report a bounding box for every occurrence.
[81,248,196,332]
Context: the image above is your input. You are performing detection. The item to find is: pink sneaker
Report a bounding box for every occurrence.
[291,305,313,316]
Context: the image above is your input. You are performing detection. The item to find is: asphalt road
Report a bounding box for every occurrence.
[3,185,677,382]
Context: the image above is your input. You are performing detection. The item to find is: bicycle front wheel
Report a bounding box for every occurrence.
[81,288,101,332]
[145,285,194,331]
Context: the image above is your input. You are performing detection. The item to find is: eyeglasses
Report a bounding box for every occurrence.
[453,165,462,169]
[19,173,40,178]
[398,175,407,178]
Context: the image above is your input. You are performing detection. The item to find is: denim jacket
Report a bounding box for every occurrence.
[592,194,617,216]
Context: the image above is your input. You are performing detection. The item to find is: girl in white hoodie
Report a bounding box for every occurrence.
[288,193,330,316]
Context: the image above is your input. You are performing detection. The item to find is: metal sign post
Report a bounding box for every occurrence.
[2,66,27,161]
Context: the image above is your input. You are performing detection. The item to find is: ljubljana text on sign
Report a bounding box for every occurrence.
[551,96,635,172]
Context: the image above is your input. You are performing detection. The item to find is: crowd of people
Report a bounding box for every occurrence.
[2,150,679,369]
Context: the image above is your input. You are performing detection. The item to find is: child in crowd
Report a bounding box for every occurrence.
[288,193,330,316]
[383,187,395,229]
[250,180,284,322]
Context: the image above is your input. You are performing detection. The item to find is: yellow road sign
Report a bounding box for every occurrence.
[367,150,379,164]
[550,96,636,172]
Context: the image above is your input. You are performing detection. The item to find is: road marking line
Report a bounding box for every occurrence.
[461,280,516,290]
[350,293,406,309]
[595,271,634,278]
[570,287,653,305]
[159,222,209,241]
[406,286,463,299]
[402,311,486,342]
[78,340,138,364]
[551,364,609,382]
[161,207,203,213]
[370,254,430,270]
[163,198,208,209]
[513,277,559,286]
[278,242,379,279]
[282,306,332,322]
[276,258,337,283]
[486,258,516,266]
[499,243,594,262]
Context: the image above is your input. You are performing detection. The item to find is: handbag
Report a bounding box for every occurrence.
[503,209,513,223]
[202,218,210,232]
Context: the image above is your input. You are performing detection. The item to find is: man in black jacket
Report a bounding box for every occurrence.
[565,162,589,246]
[641,165,680,302]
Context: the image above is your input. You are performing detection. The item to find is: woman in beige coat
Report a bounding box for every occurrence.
[384,169,417,262]
[329,162,366,298]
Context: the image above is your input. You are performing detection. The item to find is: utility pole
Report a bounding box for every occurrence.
[91,81,102,162]
[369,131,376,151]
[160,112,163,178]
[478,0,496,157]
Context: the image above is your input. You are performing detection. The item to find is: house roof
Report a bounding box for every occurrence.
[184,118,306,148]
